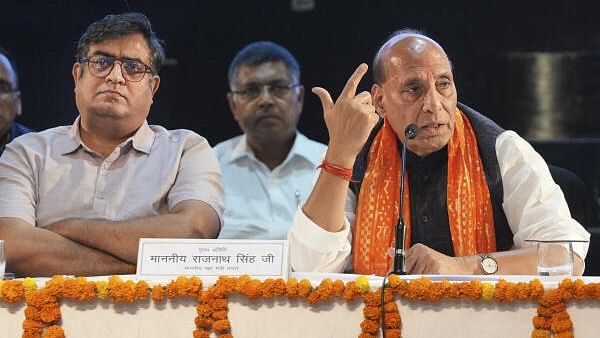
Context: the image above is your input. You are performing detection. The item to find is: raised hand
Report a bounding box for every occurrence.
[312,63,379,168]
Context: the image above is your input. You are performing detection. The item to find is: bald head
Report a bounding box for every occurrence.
[373,29,449,84]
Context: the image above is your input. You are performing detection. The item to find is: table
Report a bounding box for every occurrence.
[2,274,599,337]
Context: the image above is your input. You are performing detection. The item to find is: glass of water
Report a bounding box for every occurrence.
[0,240,5,279]
[536,241,574,276]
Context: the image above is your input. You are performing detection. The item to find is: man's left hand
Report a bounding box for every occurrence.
[404,243,478,275]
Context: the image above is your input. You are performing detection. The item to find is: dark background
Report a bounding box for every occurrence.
[3,0,600,271]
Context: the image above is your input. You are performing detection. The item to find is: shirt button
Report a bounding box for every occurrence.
[421,215,430,223]
[423,175,430,182]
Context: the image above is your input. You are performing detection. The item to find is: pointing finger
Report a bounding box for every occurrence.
[339,63,369,100]
[312,87,335,112]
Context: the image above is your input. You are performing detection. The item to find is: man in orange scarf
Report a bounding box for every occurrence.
[288,29,590,276]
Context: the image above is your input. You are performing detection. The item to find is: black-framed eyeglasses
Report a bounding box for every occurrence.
[231,83,301,100]
[80,55,154,82]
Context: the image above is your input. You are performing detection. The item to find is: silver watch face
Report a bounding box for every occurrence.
[481,257,498,274]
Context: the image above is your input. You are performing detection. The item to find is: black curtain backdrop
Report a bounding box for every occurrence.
[3,0,599,145]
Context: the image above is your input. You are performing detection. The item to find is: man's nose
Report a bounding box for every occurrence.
[105,61,126,84]
[257,85,275,103]
[422,86,442,114]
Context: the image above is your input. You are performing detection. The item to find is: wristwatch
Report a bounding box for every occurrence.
[479,254,498,274]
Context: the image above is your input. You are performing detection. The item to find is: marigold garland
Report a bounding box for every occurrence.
[2,275,600,338]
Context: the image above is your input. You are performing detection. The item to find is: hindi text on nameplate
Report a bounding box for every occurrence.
[136,239,289,279]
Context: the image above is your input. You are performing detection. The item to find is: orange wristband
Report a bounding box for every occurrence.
[318,160,354,181]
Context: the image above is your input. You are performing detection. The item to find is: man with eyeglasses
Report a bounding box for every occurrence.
[0,46,33,156]
[214,41,326,240]
[0,13,223,277]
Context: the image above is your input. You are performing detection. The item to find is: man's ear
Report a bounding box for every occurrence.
[72,63,81,86]
[371,83,385,117]
[226,92,240,122]
[150,75,160,96]
[296,85,305,115]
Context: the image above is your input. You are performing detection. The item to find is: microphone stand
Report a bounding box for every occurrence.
[392,124,418,275]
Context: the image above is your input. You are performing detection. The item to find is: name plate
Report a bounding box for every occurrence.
[136,238,289,279]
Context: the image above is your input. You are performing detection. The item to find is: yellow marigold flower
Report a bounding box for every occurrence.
[356,275,370,293]
[481,282,495,301]
[95,281,109,300]
[0,280,5,297]
[22,277,38,294]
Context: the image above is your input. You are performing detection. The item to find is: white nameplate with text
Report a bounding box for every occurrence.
[136,238,289,279]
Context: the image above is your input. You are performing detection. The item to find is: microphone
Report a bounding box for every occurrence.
[393,123,419,275]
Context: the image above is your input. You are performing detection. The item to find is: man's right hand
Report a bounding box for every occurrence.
[312,63,379,168]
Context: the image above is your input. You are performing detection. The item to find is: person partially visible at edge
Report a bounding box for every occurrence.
[0,46,33,156]
[214,41,325,239]
[0,12,223,277]
[288,29,590,276]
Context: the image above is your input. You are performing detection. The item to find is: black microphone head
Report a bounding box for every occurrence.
[404,123,419,140]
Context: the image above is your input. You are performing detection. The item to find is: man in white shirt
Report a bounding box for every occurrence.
[214,41,326,239]
[288,29,590,276]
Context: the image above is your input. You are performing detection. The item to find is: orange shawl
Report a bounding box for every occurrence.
[352,108,496,276]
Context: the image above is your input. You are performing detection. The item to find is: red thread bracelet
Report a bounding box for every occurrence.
[318,160,354,181]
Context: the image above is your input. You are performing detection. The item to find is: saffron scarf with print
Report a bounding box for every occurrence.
[352,109,496,276]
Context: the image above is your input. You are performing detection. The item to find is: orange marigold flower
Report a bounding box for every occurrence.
[212,310,228,321]
[363,291,381,307]
[531,329,551,338]
[273,278,287,297]
[572,279,587,300]
[554,332,574,338]
[307,291,320,305]
[286,278,299,298]
[2,280,25,303]
[197,304,212,317]
[22,318,43,335]
[383,312,401,329]
[551,318,573,333]
[210,298,228,311]
[192,328,210,338]
[44,276,65,297]
[262,278,276,299]
[134,280,150,301]
[24,305,41,321]
[529,279,545,300]
[532,315,551,330]
[62,277,96,301]
[151,284,165,302]
[317,279,334,301]
[539,290,563,308]
[333,279,345,297]
[360,319,380,334]
[384,301,398,312]
[298,279,311,298]
[362,306,380,320]
[109,280,136,303]
[40,304,61,323]
[195,316,213,329]
[42,325,65,338]
[513,282,530,301]
[388,274,401,288]
[26,289,57,308]
[384,328,402,338]
[220,334,234,338]
[537,305,556,318]
[343,282,360,301]
[241,279,262,300]
[213,319,231,333]
[358,333,376,338]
